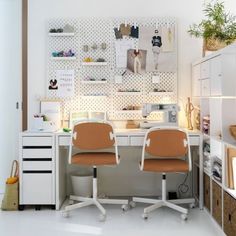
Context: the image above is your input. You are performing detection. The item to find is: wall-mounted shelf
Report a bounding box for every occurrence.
[116,92,142,96]
[48,33,75,37]
[81,95,108,98]
[148,92,174,96]
[81,62,108,66]
[115,110,142,114]
[51,57,76,61]
[81,80,107,84]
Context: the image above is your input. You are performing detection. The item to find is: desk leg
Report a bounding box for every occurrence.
[55,137,67,210]
[199,135,203,210]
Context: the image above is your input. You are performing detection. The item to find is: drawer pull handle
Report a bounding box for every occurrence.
[216,200,219,206]
[229,214,231,222]
[23,170,52,174]
[23,146,52,149]
[23,158,52,161]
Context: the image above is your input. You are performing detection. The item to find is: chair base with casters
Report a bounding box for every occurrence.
[62,167,129,221]
[132,173,195,220]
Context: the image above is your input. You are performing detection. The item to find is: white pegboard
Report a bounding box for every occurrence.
[47,17,177,121]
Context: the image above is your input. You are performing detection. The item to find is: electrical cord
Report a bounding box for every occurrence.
[178,173,189,197]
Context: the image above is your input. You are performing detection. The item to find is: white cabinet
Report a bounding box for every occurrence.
[19,134,55,209]
[210,56,222,96]
[201,79,210,97]
[192,64,201,97]
[201,60,210,79]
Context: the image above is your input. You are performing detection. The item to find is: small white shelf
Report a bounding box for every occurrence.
[48,32,75,37]
[51,57,76,61]
[149,92,174,96]
[81,95,108,98]
[115,110,142,114]
[81,80,107,84]
[81,62,108,66]
[116,92,142,96]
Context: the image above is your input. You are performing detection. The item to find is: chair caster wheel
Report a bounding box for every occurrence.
[129,201,136,208]
[68,199,74,205]
[189,203,195,209]
[142,213,148,220]
[99,214,106,222]
[121,204,129,212]
[181,213,188,221]
[62,211,70,218]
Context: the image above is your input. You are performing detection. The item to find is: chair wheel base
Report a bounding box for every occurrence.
[129,201,136,208]
[121,204,129,212]
[142,213,148,220]
[181,213,188,221]
[189,203,195,209]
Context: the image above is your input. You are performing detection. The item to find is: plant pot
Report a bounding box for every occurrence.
[203,38,227,56]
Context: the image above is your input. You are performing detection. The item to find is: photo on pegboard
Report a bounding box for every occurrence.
[139,26,176,72]
[127,49,147,74]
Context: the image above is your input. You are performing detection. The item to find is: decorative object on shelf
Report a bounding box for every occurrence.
[122,105,141,111]
[185,97,194,130]
[101,43,107,50]
[52,49,75,57]
[82,45,89,52]
[202,115,210,135]
[188,0,236,56]
[96,58,106,62]
[229,125,236,140]
[83,57,94,62]
[91,43,98,50]
[212,156,222,183]
[126,120,140,129]
[49,28,63,33]
[117,88,141,93]
[63,24,74,33]
[194,107,200,131]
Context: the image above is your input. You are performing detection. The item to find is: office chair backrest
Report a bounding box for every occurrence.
[145,129,188,158]
[72,122,115,150]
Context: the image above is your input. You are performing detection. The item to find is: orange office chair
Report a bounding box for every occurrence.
[132,127,195,220]
[62,121,128,221]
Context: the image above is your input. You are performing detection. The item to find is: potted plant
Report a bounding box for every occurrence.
[188,0,236,55]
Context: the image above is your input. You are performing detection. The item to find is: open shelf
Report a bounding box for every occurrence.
[148,92,174,96]
[51,57,76,61]
[81,80,107,84]
[116,92,142,96]
[225,187,236,199]
[48,32,75,37]
[114,110,142,114]
[81,62,108,66]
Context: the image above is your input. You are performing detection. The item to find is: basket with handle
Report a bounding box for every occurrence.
[1,160,19,210]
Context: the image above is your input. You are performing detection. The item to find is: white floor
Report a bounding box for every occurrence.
[0,203,224,236]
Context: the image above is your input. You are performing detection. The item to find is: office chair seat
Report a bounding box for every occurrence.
[72,152,117,166]
[142,159,189,173]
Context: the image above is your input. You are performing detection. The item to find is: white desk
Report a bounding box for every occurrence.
[55,128,203,210]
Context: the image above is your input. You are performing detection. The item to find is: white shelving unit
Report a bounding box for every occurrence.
[81,62,108,66]
[192,43,236,235]
[114,110,142,114]
[115,92,142,96]
[81,80,107,84]
[148,92,174,96]
[48,33,75,37]
[51,57,76,61]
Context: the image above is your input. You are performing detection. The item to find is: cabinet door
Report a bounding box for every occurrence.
[224,191,236,236]
[201,60,210,79]
[201,79,210,97]
[210,56,222,96]
[204,173,211,211]
[192,64,201,97]
[212,181,222,226]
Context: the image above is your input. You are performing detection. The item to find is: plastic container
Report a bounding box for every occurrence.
[71,173,93,197]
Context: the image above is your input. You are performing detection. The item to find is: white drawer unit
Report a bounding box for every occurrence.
[19,134,55,210]
[116,136,129,146]
[130,136,145,146]
[200,60,210,79]
[201,79,210,97]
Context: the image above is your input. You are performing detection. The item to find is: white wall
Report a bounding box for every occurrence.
[28,0,236,127]
[0,0,22,193]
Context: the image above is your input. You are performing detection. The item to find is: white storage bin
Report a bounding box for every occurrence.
[71,173,93,197]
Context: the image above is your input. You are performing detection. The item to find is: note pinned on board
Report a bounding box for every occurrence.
[56,69,75,98]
